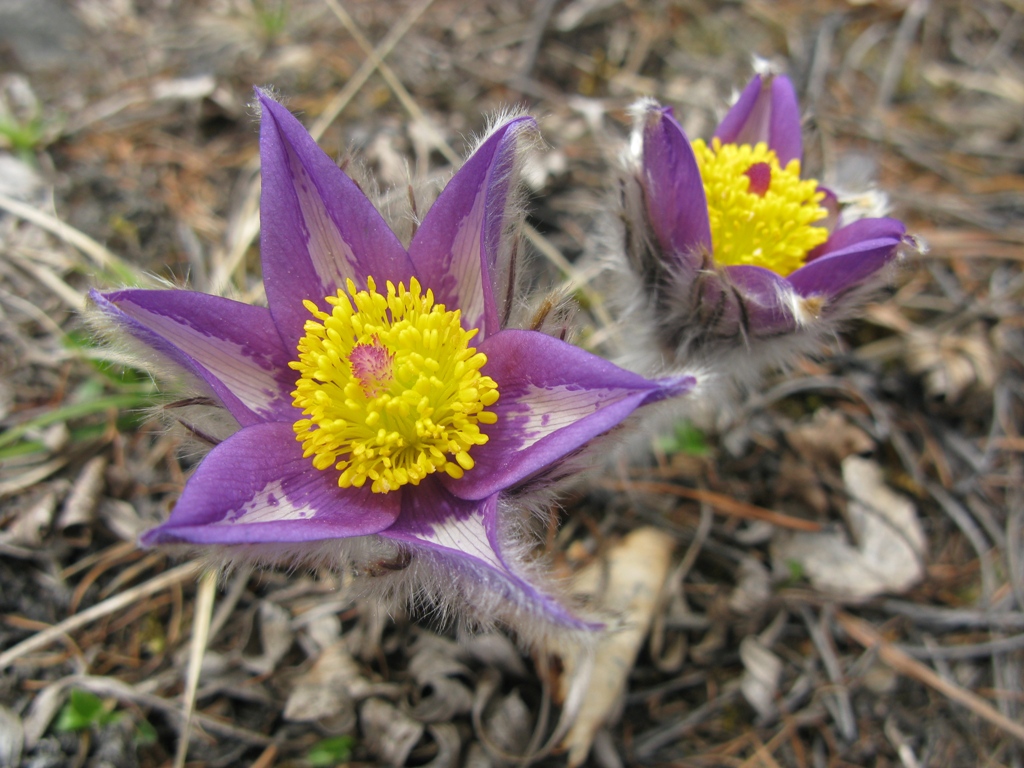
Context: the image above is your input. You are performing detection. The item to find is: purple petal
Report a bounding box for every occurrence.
[818,186,840,233]
[409,116,536,340]
[257,92,415,346]
[140,422,400,545]
[787,219,905,298]
[714,74,802,165]
[806,216,906,262]
[640,103,711,263]
[382,479,595,629]
[724,265,799,336]
[447,330,695,500]
[92,289,295,426]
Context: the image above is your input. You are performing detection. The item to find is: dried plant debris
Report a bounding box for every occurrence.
[773,456,926,599]
[1,0,1022,766]
[558,527,676,767]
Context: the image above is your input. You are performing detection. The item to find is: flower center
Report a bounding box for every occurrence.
[692,138,829,276]
[290,277,499,494]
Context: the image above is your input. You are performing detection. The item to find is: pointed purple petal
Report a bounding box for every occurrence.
[257,92,415,345]
[818,186,840,233]
[447,330,694,500]
[92,288,295,426]
[382,479,595,629]
[409,117,536,340]
[787,219,905,298]
[640,104,711,262]
[723,265,799,336]
[140,422,400,545]
[714,74,802,165]
[806,216,906,262]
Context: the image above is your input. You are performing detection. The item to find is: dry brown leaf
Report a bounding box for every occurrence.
[56,456,107,543]
[776,453,830,516]
[739,636,782,721]
[481,688,533,756]
[0,704,24,767]
[242,600,294,675]
[727,556,771,616]
[283,641,362,726]
[97,498,148,543]
[423,723,461,768]
[906,325,998,402]
[463,633,529,679]
[558,527,676,767]
[772,457,925,599]
[786,410,874,467]
[360,697,424,767]
[0,489,57,548]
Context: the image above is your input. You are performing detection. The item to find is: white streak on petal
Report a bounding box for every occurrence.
[513,384,637,450]
[124,306,287,420]
[409,507,503,572]
[447,187,486,331]
[215,480,314,525]
[286,143,356,293]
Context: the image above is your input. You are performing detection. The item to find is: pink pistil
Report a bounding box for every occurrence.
[745,162,771,196]
[349,337,394,397]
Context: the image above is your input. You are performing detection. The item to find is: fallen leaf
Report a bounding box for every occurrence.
[558,527,676,767]
[772,457,926,599]
[57,456,107,544]
[906,325,997,402]
[360,698,424,767]
[739,636,782,720]
[0,704,24,767]
[786,410,874,467]
[728,556,771,616]
[284,641,361,726]
[0,489,57,548]
[242,600,294,675]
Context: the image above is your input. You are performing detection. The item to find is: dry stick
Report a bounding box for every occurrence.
[322,0,457,165]
[308,0,434,143]
[74,674,272,746]
[835,612,1024,745]
[875,0,931,114]
[174,568,218,768]
[600,478,823,533]
[0,560,201,670]
[0,191,132,276]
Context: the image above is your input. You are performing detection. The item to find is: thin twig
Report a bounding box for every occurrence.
[899,633,1024,661]
[0,192,135,276]
[322,0,456,164]
[0,561,201,670]
[309,0,436,143]
[600,478,823,532]
[836,612,1024,745]
[174,568,217,768]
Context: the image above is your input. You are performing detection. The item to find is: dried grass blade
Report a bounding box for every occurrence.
[173,567,217,768]
[0,561,201,670]
[0,192,137,279]
[836,612,1024,745]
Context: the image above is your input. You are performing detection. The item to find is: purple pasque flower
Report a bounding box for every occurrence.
[621,73,908,380]
[92,91,693,633]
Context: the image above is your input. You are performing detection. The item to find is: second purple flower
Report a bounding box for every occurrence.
[618,73,909,384]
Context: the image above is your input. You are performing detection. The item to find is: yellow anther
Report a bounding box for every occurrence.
[290,277,499,494]
[692,138,829,276]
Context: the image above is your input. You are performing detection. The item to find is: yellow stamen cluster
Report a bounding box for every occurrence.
[290,277,499,494]
[692,138,829,276]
